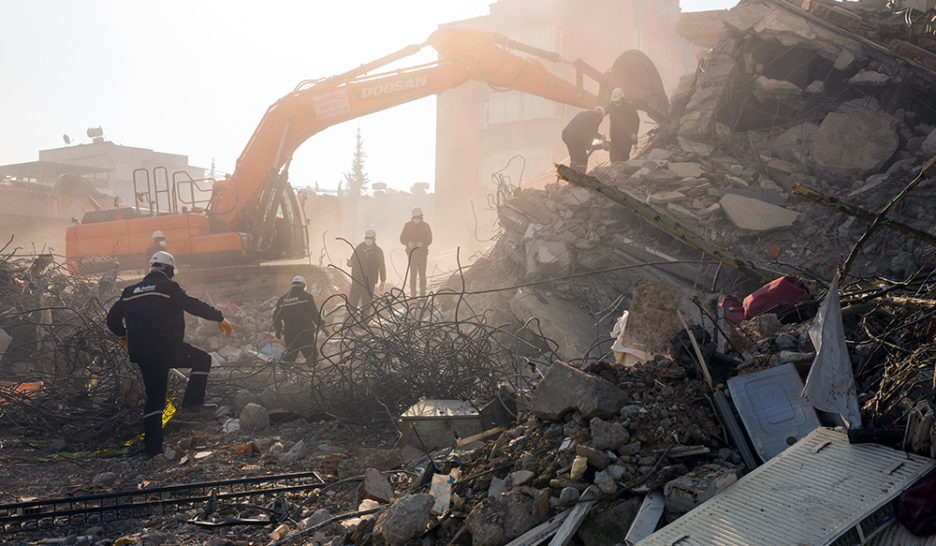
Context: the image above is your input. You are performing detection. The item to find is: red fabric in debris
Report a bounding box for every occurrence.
[897,467,936,536]
[720,295,745,322]
[742,275,809,320]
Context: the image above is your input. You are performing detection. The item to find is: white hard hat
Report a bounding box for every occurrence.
[610,88,625,103]
[594,106,606,117]
[152,230,165,239]
[365,229,376,238]
[150,251,175,267]
[411,207,423,217]
[292,275,306,285]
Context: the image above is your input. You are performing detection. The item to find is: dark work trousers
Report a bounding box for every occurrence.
[349,283,375,308]
[283,330,318,365]
[610,136,633,162]
[134,342,211,455]
[408,250,428,297]
[563,135,589,172]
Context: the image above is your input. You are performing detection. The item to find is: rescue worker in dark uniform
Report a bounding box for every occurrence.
[273,275,325,364]
[346,229,386,308]
[399,207,432,297]
[561,106,606,173]
[608,88,640,162]
[106,251,232,457]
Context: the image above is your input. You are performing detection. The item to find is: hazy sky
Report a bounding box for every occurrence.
[1,0,736,194]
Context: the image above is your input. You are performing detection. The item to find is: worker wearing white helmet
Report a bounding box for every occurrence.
[144,230,167,263]
[106,250,233,457]
[273,274,325,364]
[399,206,432,297]
[607,87,640,162]
[346,229,386,308]
[561,105,607,173]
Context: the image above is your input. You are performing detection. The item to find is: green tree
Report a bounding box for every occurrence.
[342,128,369,196]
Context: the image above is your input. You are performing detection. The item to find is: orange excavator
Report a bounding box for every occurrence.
[65,28,668,274]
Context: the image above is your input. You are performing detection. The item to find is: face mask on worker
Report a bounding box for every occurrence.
[412,218,422,224]
[158,240,166,248]
[365,238,374,246]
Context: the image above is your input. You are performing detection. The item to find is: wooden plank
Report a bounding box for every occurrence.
[549,485,600,546]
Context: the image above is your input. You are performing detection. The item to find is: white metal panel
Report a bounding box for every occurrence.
[728,363,820,461]
[638,428,935,546]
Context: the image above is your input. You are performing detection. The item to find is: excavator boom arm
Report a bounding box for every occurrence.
[214,28,603,230]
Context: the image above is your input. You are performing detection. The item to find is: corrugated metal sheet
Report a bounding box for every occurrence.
[728,363,820,461]
[866,523,936,546]
[638,428,935,546]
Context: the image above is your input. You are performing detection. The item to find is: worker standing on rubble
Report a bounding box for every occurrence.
[399,207,432,297]
[346,229,386,308]
[562,106,606,173]
[273,275,325,364]
[105,251,233,457]
[608,88,640,162]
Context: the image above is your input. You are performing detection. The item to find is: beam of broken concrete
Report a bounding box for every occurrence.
[556,164,774,283]
[792,182,936,249]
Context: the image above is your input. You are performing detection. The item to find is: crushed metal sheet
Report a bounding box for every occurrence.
[638,427,935,546]
[727,362,819,461]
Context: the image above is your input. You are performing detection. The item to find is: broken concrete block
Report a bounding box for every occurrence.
[833,49,856,71]
[571,455,589,480]
[719,193,799,231]
[812,100,898,174]
[362,468,394,503]
[488,477,506,497]
[465,490,540,546]
[590,417,630,451]
[233,389,258,410]
[508,470,535,488]
[528,361,627,420]
[239,402,270,431]
[576,444,611,469]
[921,128,936,157]
[767,122,818,163]
[278,440,307,464]
[92,472,118,487]
[663,464,738,517]
[594,469,618,494]
[753,76,801,102]
[647,148,673,161]
[559,486,579,504]
[848,70,890,86]
[667,162,704,178]
[805,80,825,94]
[373,494,434,546]
[525,239,571,280]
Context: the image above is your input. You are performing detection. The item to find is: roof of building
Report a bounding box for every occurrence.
[0,161,111,180]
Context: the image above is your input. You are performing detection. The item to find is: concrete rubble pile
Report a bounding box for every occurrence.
[470,0,936,359]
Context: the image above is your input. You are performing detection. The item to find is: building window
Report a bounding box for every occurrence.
[515,26,570,58]
[487,91,566,124]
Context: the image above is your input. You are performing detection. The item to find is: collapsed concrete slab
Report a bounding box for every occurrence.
[811,99,899,174]
[718,193,800,231]
[528,361,627,420]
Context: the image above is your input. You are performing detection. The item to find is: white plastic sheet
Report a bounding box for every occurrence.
[802,276,862,428]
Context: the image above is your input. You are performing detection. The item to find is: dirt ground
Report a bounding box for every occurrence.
[0,407,400,545]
